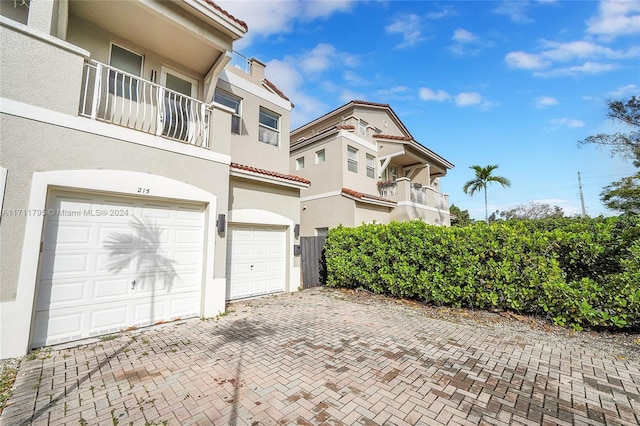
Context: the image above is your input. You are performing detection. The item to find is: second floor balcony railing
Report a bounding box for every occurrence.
[378,179,449,210]
[79,61,211,148]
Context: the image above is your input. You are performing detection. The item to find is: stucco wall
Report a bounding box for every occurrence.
[228,177,300,223]
[0,114,230,302]
[1,18,87,115]
[299,196,356,236]
[290,135,344,196]
[216,77,292,175]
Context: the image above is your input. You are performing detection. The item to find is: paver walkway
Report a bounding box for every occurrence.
[2,288,639,425]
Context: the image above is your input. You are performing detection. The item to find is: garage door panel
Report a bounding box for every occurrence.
[226,225,286,300]
[93,278,131,300]
[34,191,206,348]
[175,229,203,245]
[32,311,84,346]
[44,224,92,248]
[89,305,129,332]
[35,280,86,310]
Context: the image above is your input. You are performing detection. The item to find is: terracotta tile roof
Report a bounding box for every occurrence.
[231,162,310,185]
[350,100,391,109]
[263,79,293,106]
[204,1,248,32]
[341,188,396,205]
[291,124,353,148]
[374,134,412,141]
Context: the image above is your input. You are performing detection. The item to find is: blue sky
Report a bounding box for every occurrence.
[217,0,640,219]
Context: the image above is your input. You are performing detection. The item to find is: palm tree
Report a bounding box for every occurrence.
[463,164,511,223]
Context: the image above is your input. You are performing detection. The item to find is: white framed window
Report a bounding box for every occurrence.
[347,146,358,173]
[109,44,143,99]
[315,149,325,164]
[259,107,280,146]
[296,157,305,170]
[358,119,368,136]
[214,89,242,134]
[366,154,376,179]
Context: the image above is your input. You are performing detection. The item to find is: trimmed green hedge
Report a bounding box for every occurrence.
[324,216,640,330]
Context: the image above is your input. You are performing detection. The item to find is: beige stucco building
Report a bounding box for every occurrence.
[290,101,454,236]
[0,0,307,358]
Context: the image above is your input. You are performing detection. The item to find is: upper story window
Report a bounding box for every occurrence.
[109,44,143,100]
[215,89,242,134]
[347,146,358,173]
[259,107,280,146]
[296,157,305,170]
[358,119,368,136]
[366,154,376,179]
[315,149,326,164]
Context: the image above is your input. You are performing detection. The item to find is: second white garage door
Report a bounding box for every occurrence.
[226,225,286,300]
[32,191,205,347]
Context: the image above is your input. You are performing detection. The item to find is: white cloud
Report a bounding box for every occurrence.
[339,88,367,104]
[587,0,640,39]
[302,0,355,20]
[534,61,616,77]
[503,1,639,78]
[535,96,558,108]
[455,92,483,107]
[300,43,336,73]
[452,28,478,44]
[549,118,586,128]
[216,0,356,47]
[419,87,451,102]
[450,28,488,56]
[385,14,427,49]
[505,51,548,69]
[540,40,638,61]
[265,58,328,128]
[493,1,534,24]
[419,88,495,109]
[609,84,640,97]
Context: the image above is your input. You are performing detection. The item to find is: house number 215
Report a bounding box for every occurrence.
[137,188,150,194]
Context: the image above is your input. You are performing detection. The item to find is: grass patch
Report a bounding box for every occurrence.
[0,359,21,413]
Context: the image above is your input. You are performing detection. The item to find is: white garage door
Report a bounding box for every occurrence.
[33,191,205,347]
[226,225,286,300]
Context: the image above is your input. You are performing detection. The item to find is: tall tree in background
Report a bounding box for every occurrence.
[499,202,565,220]
[463,165,511,223]
[579,96,639,214]
[449,204,473,226]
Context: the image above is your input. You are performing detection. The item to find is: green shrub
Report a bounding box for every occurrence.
[324,215,640,330]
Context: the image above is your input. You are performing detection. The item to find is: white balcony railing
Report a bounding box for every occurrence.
[79,61,211,147]
[230,50,250,74]
[378,180,449,210]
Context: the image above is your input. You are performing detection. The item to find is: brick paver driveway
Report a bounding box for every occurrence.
[2,288,639,425]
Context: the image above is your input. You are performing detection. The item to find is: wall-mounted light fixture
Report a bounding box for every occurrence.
[217,214,226,234]
[294,224,300,239]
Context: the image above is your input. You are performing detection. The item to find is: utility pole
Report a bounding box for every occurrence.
[578,171,587,217]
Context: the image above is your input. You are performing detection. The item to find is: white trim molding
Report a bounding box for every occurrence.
[0,170,220,358]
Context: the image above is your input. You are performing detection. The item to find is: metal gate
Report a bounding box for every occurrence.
[300,236,326,289]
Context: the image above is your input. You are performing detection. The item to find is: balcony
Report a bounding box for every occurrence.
[79,61,211,148]
[378,178,449,210]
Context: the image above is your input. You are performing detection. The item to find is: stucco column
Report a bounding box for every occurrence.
[209,104,232,156]
[27,0,56,34]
